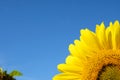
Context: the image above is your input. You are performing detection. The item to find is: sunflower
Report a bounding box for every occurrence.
[53,20,120,80]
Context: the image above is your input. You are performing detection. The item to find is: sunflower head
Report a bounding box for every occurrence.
[53,20,120,80]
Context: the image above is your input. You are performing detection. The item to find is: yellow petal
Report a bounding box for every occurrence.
[111,21,120,49]
[53,73,81,80]
[96,23,107,49]
[74,40,96,58]
[58,64,82,74]
[65,55,84,67]
[105,26,112,49]
[69,44,87,60]
[80,29,101,51]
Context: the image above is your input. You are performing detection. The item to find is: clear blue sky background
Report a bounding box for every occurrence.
[0,0,120,80]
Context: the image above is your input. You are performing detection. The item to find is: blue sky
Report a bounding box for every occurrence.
[0,0,120,80]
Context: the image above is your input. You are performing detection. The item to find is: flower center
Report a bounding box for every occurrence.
[82,50,120,80]
[97,64,120,80]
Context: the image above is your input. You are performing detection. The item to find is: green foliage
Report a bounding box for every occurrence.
[9,70,22,77]
[0,68,22,80]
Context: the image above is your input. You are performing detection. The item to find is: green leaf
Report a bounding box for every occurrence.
[9,70,22,77]
[0,68,3,73]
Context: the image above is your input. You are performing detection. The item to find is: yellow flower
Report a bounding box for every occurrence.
[53,20,120,80]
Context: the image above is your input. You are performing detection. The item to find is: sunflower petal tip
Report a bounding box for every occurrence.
[80,29,85,33]
[74,39,79,44]
[110,22,113,26]
[101,21,104,24]
[114,20,120,26]
[69,44,74,48]
[115,20,119,22]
